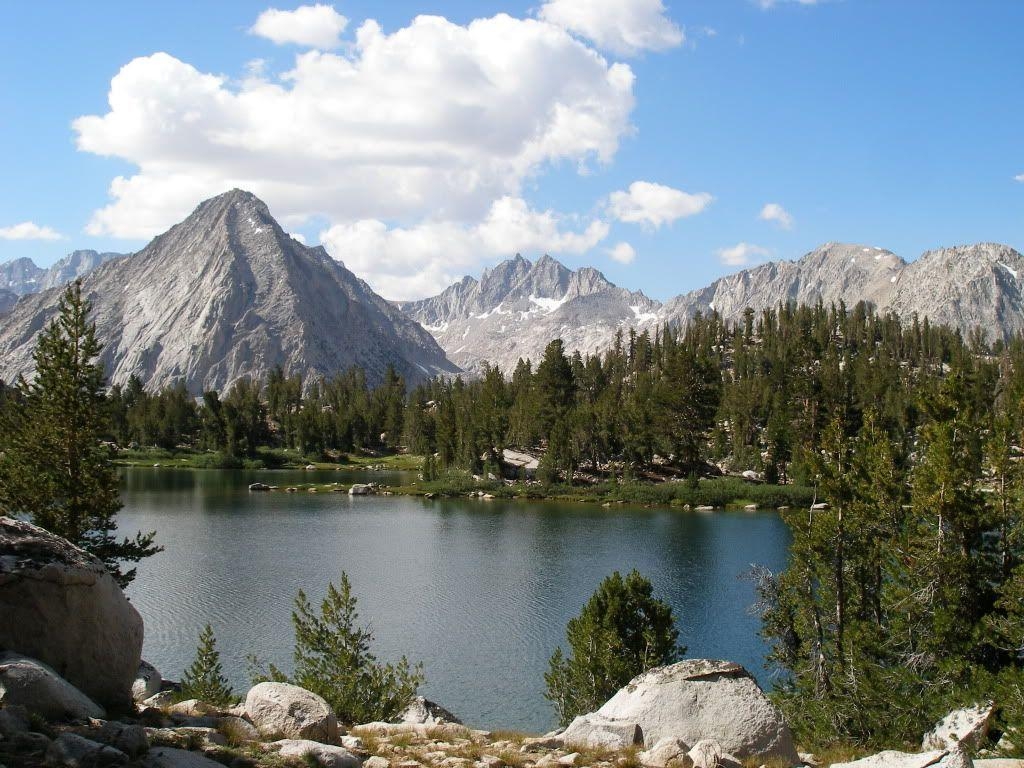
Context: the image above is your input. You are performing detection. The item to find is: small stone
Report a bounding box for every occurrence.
[559,753,581,766]
[365,758,391,768]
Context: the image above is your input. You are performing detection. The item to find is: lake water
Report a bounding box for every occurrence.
[118,467,791,733]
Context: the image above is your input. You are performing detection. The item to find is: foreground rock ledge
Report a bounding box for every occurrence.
[0,516,143,711]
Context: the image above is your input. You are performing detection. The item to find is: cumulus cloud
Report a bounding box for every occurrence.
[250,4,349,49]
[717,242,769,266]
[1015,173,1024,183]
[607,242,637,264]
[320,196,610,300]
[539,0,683,56]
[608,181,712,229]
[0,222,64,241]
[74,12,635,242]
[758,202,794,229]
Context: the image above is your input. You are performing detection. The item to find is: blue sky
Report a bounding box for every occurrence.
[1,0,1021,300]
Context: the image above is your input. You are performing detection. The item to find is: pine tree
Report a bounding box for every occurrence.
[180,624,235,706]
[545,570,682,726]
[0,281,160,586]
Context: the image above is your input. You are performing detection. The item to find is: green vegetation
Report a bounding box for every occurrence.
[754,344,1024,750]
[545,570,682,726]
[180,623,235,706]
[249,572,424,725]
[0,281,160,586]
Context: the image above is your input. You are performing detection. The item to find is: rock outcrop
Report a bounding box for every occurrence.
[0,517,144,711]
[0,653,105,721]
[396,695,462,725]
[273,739,362,768]
[922,703,997,752]
[585,659,798,762]
[0,190,459,393]
[244,682,338,742]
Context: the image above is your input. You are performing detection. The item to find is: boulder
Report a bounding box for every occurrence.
[561,713,643,750]
[166,699,215,718]
[687,740,741,768]
[0,653,105,720]
[0,517,144,711]
[349,484,374,496]
[142,691,177,709]
[923,704,997,752]
[397,696,463,725]
[832,747,973,768]
[44,732,128,768]
[640,737,694,768]
[141,747,227,768]
[92,720,150,757]
[592,659,798,762]
[274,739,362,768]
[975,761,1024,768]
[217,715,261,744]
[133,662,163,703]
[245,682,338,742]
[0,703,31,735]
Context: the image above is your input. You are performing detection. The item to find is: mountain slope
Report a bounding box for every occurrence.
[400,254,660,372]
[0,257,43,295]
[0,190,459,392]
[411,242,1024,373]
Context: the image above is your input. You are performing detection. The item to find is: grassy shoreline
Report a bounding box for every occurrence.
[116,448,814,510]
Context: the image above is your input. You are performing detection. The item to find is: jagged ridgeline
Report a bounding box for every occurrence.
[0,190,460,393]
[404,242,1024,375]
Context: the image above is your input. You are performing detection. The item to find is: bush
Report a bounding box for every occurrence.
[180,624,235,706]
[251,572,424,724]
[545,570,683,726]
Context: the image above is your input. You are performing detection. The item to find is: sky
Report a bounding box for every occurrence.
[0,0,1021,301]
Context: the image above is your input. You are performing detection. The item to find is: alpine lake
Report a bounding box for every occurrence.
[118,466,792,733]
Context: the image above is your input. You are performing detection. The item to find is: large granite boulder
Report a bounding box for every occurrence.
[396,696,462,725]
[589,659,798,762]
[923,704,997,752]
[245,682,338,742]
[0,517,143,711]
[0,653,105,721]
[832,746,973,768]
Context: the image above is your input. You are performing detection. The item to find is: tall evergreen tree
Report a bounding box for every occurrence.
[0,281,160,586]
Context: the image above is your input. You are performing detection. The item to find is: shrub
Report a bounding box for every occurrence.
[252,572,424,724]
[545,569,683,726]
[180,624,235,706]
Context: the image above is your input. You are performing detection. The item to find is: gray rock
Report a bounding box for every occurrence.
[397,696,462,725]
[245,682,337,742]
[13,731,54,752]
[273,739,362,768]
[639,737,693,768]
[365,758,391,768]
[560,714,642,750]
[0,190,460,394]
[832,748,973,768]
[0,704,31,735]
[133,662,162,703]
[923,704,997,752]
[349,484,374,496]
[44,733,127,768]
[141,747,226,768]
[687,740,740,768]
[218,715,260,744]
[93,721,150,757]
[0,517,143,711]
[593,659,798,762]
[0,653,105,721]
[142,692,177,709]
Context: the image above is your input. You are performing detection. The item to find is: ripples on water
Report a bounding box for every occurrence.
[118,468,791,732]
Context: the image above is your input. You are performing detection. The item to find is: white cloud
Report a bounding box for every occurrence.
[74,12,636,240]
[250,4,349,49]
[754,0,822,8]
[608,181,713,229]
[0,222,64,241]
[717,242,769,266]
[608,242,637,264]
[320,196,610,300]
[758,202,794,229]
[539,0,683,56]
[1015,173,1024,183]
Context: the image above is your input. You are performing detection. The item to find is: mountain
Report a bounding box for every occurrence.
[410,242,1024,373]
[0,190,459,393]
[0,289,16,315]
[400,254,661,373]
[0,257,43,295]
[0,250,123,296]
